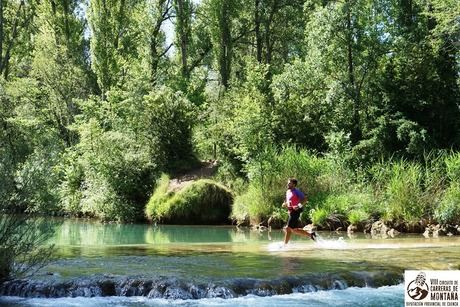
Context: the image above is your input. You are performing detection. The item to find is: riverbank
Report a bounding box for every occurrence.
[3,149,459,234]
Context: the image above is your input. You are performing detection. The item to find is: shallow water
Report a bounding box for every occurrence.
[1,219,460,306]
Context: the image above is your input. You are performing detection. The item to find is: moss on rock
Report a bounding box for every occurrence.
[145,175,234,225]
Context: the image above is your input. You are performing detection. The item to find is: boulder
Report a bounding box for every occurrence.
[146,179,234,225]
[423,224,442,237]
[371,221,389,236]
[347,224,357,234]
[387,228,400,237]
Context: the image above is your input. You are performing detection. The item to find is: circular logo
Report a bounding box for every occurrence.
[407,272,429,300]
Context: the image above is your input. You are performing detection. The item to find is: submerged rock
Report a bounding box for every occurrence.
[424,224,441,237]
[440,224,458,236]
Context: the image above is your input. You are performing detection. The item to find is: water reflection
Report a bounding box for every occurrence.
[51,220,283,246]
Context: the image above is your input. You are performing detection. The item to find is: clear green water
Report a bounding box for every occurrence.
[34,219,460,282]
[2,218,460,306]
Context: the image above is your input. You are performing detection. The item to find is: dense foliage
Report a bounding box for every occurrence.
[0,0,458,226]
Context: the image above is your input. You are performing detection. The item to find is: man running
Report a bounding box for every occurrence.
[282,178,316,244]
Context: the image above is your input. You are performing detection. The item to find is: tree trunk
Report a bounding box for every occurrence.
[254,0,262,63]
[346,4,361,143]
[149,0,172,86]
[219,1,231,88]
[174,0,189,79]
[0,0,3,70]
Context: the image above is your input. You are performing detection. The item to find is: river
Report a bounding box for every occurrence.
[1,219,460,306]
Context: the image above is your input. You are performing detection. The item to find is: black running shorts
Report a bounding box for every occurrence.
[287,209,302,228]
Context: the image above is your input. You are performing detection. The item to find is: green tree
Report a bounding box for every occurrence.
[0,0,37,79]
[253,0,306,69]
[143,0,174,86]
[375,0,460,157]
[87,0,143,98]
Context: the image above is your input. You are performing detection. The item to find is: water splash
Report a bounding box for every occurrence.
[266,236,348,251]
[0,271,403,299]
[267,242,286,252]
[0,284,405,306]
[314,237,348,249]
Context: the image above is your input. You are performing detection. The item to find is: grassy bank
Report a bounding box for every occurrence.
[230,147,460,232]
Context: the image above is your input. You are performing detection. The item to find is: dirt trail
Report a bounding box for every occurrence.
[168,160,219,192]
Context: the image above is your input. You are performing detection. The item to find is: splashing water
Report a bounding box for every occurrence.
[267,242,287,251]
[267,235,348,252]
[314,236,348,249]
[0,284,405,306]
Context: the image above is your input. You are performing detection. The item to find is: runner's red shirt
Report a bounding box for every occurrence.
[286,188,305,213]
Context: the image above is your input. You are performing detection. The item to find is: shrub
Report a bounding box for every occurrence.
[142,87,197,171]
[146,178,234,225]
[14,147,62,214]
[59,123,158,222]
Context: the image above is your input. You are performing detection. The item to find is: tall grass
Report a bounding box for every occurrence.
[232,145,340,225]
[369,155,447,226]
[434,152,460,224]
[142,148,460,230]
[384,161,425,223]
[445,152,460,182]
[232,147,460,230]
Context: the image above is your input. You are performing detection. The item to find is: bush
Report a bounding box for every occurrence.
[0,153,17,211]
[197,61,274,167]
[55,85,197,222]
[146,177,234,225]
[348,209,370,225]
[14,147,62,214]
[141,87,198,171]
[59,122,158,222]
